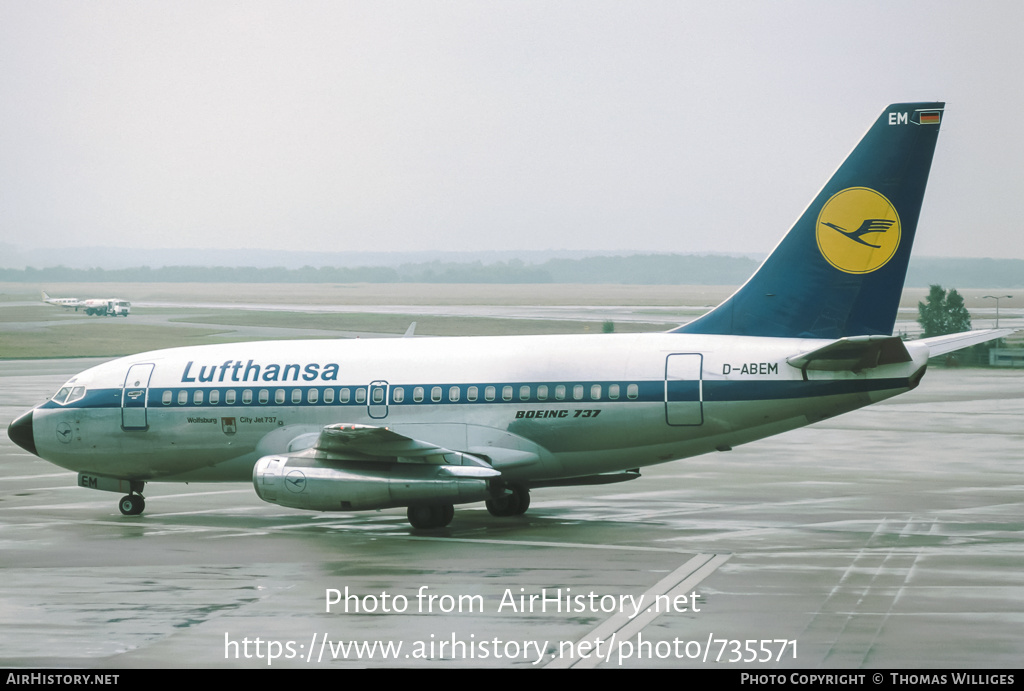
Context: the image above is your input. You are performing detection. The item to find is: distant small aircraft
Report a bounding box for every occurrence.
[42,291,130,317]
[41,291,82,309]
[8,102,1010,529]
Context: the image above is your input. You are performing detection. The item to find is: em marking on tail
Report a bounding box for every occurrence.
[816,187,901,274]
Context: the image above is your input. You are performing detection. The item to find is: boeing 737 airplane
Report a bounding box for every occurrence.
[7,102,1010,528]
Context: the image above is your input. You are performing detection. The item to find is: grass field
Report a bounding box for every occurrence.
[0,322,234,358]
[0,283,677,358]
[2,282,1021,359]
[170,309,665,336]
[0,282,733,306]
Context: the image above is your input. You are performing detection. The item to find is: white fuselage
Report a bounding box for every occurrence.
[28,332,929,486]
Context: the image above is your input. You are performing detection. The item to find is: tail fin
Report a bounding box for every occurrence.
[676,102,944,339]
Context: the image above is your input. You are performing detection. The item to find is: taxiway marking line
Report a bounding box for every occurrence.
[547,552,731,668]
[399,535,702,553]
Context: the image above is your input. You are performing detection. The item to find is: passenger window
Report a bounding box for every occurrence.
[340,388,351,403]
[484,386,496,401]
[372,388,384,404]
[178,390,188,405]
[502,386,513,401]
[162,390,172,405]
[242,389,253,404]
[291,388,302,404]
[555,385,566,401]
[193,390,204,405]
[573,385,584,401]
[449,386,460,402]
[323,388,335,404]
[590,384,601,400]
[519,385,530,401]
[431,386,442,402]
[467,386,478,402]
[627,384,639,399]
[608,384,620,400]
[226,389,237,404]
[275,389,285,404]
[209,389,220,405]
[537,385,548,401]
[355,388,366,404]
[307,388,318,404]
[392,387,404,403]
[413,387,424,403]
[259,389,269,404]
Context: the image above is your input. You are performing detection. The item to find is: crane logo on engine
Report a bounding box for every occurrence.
[285,470,307,493]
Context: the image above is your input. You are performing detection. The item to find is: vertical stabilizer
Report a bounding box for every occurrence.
[676,103,944,338]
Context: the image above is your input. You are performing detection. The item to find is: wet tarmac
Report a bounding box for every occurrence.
[1,360,1022,668]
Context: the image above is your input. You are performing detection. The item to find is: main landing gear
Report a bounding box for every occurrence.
[118,493,146,516]
[486,483,530,517]
[407,504,455,529]
[405,484,531,529]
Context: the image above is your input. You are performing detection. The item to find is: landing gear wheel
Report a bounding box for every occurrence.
[486,484,530,517]
[513,486,530,515]
[118,494,146,516]
[407,504,454,529]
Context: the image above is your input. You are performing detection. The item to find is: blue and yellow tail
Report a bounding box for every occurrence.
[676,102,944,339]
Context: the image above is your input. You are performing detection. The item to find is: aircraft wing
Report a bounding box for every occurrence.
[916,329,1015,357]
[787,335,912,372]
[310,423,498,473]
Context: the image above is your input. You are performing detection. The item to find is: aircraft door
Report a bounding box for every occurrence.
[368,380,389,419]
[665,354,703,426]
[122,363,155,431]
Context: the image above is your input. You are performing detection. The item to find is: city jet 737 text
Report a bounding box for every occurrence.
[8,102,1009,529]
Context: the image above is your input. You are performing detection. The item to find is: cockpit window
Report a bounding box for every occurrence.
[51,386,86,405]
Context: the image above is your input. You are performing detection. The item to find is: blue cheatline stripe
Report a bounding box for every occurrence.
[704,378,910,401]
[39,376,910,412]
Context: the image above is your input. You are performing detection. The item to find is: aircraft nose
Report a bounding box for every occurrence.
[7,410,37,456]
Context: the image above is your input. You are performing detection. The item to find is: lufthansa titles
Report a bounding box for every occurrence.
[181,359,340,384]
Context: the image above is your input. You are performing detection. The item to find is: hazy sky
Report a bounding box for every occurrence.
[2,1,1022,259]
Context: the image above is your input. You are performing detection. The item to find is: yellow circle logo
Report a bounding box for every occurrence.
[816,187,901,274]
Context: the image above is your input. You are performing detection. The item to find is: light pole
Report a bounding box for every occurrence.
[982,295,1012,328]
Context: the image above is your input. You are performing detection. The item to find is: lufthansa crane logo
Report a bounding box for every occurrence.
[285,470,307,493]
[816,187,901,274]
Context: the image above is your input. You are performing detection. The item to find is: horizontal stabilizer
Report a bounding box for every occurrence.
[916,329,1015,357]
[788,335,912,372]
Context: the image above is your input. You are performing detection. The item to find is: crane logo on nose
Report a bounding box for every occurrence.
[56,422,73,444]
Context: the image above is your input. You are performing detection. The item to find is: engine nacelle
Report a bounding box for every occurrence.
[252,454,500,511]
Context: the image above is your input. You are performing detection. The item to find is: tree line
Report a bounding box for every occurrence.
[0,255,759,285]
[2,255,1021,286]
